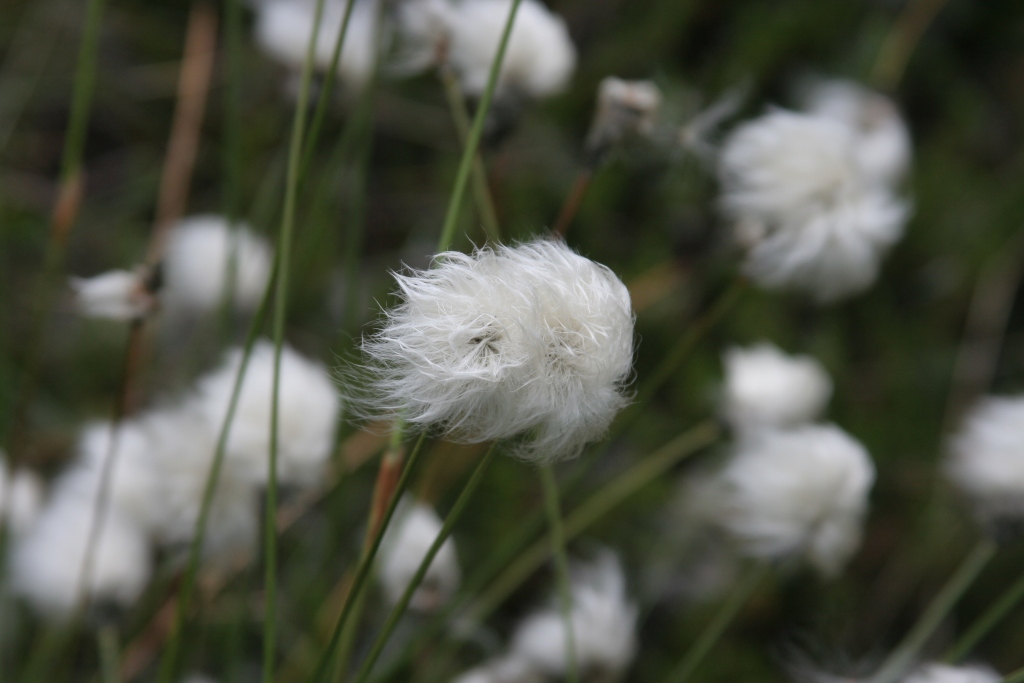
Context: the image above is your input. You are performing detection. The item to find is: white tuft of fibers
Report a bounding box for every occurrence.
[162,215,273,314]
[70,268,154,321]
[193,340,340,486]
[352,238,634,461]
[0,454,43,535]
[721,342,833,432]
[945,395,1024,529]
[446,0,576,99]
[799,78,911,187]
[391,0,455,75]
[902,664,1001,683]
[586,77,662,162]
[715,424,875,577]
[377,496,460,611]
[719,109,909,302]
[253,0,382,89]
[8,485,152,620]
[452,655,543,683]
[510,550,638,678]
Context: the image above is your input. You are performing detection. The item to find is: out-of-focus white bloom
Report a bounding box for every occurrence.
[0,456,43,535]
[378,497,460,611]
[800,78,911,186]
[945,395,1024,529]
[254,0,382,88]
[9,488,152,620]
[721,342,833,431]
[447,0,576,98]
[715,424,875,577]
[452,655,542,683]
[163,215,273,314]
[392,0,454,74]
[70,268,154,320]
[353,239,634,461]
[510,551,638,678]
[719,109,909,302]
[194,341,339,485]
[902,663,1001,683]
[585,77,662,163]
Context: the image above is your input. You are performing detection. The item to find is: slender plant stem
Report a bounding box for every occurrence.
[436,0,521,252]
[266,0,328,679]
[1003,667,1024,683]
[663,562,769,683]
[352,443,499,683]
[869,538,998,683]
[944,563,1024,662]
[552,170,593,238]
[97,624,120,683]
[540,465,578,683]
[869,0,948,91]
[308,433,429,683]
[438,66,501,243]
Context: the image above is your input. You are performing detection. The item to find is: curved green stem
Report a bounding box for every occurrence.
[944,560,1024,663]
[540,464,578,683]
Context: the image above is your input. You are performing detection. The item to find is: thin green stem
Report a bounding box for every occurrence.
[97,624,120,683]
[267,0,328,679]
[436,0,521,252]
[1003,667,1024,683]
[663,563,769,683]
[308,432,429,683]
[869,538,998,683]
[59,0,107,184]
[352,443,499,683]
[868,0,947,92]
[945,570,1024,663]
[540,465,578,683]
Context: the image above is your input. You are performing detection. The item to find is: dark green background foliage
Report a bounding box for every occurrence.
[1,0,1024,680]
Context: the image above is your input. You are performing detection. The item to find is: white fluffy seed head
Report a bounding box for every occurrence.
[446,0,576,99]
[452,656,542,683]
[0,455,43,535]
[163,215,273,314]
[719,109,909,302]
[9,486,152,621]
[377,497,460,611]
[193,340,340,486]
[70,269,154,321]
[585,77,662,163]
[945,395,1024,533]
[392,0,455,75]
[721,342,833,432]
[510,550,638,678]
[902,664,1001,683]
[351,239,634,462]
[715,424,875,577]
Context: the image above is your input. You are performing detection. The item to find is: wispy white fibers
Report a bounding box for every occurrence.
[162,215,273,314]
[70,268,154,320]
[721,342,833,432]
[452,655,541,683]
[446,0,576,98]
[194,341,340,485]
[0,453,42,534]
[353,239,634,461]
[719,106,910,302]
[585,77,662,163]
[510,550,638,678]
[945,395,1024,532]
[902,664,1001,683]
[377,496,460,611]
[715,424,875,577]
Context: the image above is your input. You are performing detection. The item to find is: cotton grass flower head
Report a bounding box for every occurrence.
[162,215,273,314]
[719,109,909,302]
[353,238,634,462]
[510,550,638,679]
[70,267,156,321]
[715,424,875,577]
[945,395,1024,538]
[194,340,340,486]
[721,342,833,432]
[0,455,43,535]
[902,663,1000,683]
[377,496,460,611]
[452,655,542,683]
[392,0,454,75]
[585,77,663,166]
[446,0,576,99]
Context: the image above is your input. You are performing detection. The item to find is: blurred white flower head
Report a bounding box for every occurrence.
[721,342,833,432]
[719,109,909,302]
[163,215,273,314]
[902,663,1001,683]
[945,395,1024,535]
[0,454,43,535]
[585,77,662,164]
[70,268,155,321]
[510,550,638,679]
[352,239,634,461]
[378,497,461,611]
[452,655,542,683]
[392,0,455,75]
[447,0,576,99]
[194,340,340,486]
[715,424,875,577]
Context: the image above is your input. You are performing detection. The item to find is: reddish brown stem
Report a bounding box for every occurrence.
[552,169,593,238]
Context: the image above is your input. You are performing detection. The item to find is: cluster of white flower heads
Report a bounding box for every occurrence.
[902,663,1001,683]
[945,395,1024,534]
[377,496,461,611]
[352,239,634,461]
[454,551,637,683]
[7,341,338,620]
[718,79,911,302]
